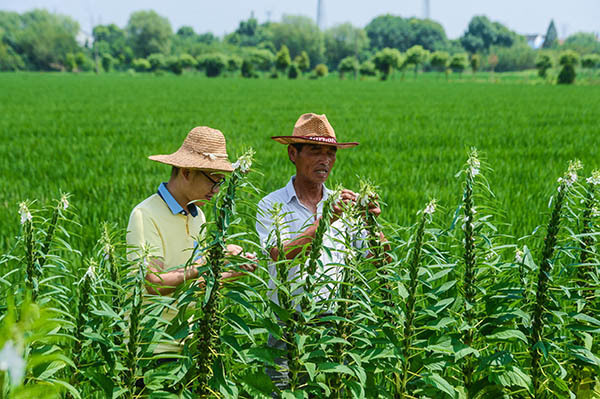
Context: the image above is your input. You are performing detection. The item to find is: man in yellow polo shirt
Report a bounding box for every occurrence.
[127,126,255,352]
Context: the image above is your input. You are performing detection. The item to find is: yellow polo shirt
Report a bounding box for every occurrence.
[126,183,206,352]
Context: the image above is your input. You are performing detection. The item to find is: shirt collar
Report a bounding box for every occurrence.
[157,182,198,217]
[284,175,330,204]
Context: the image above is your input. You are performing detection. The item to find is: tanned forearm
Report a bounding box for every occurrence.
[145,260,249,296]
[269,217,321,261]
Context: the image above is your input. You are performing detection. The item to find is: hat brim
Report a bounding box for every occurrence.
[271,136,359,149]
[149,151,234,172]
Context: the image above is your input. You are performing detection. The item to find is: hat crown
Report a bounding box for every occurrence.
[293,113,336,139]
[182,126,228,155]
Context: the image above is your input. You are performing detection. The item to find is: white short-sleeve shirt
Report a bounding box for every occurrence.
[256,176,365,306]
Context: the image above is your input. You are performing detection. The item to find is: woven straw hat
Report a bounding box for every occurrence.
[148,126,234,172]
[272,113,359,148]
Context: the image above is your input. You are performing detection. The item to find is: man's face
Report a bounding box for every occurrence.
[183,169,225,206]
[289,144,337,185]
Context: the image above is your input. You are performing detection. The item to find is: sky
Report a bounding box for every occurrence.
[2,0,599,39]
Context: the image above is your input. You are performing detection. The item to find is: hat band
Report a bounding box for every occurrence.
[296,136,337,144]
[196,151,229,160]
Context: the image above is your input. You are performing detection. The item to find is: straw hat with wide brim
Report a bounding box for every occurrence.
[271,113,359,149]
[149,126,234,172]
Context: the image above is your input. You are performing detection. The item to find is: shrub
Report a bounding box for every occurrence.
[288,62,299,79]
[314,63,328,78]
[132,58,150,72]
[241,59,257,78]
[75,52,94,72]
[338,56,359,79]
[430,51,449,72]
[275,45,291,74]
[373,47,402,80]
[197,53,227,77]
[227,55,243,74]
[147,53,167,71]
[557,50,580,84]
[179,53,197,69]
[166,55,183,75]
[359,60,376,77]
[101,53,115,72]
[294,51,310,73]
[449,53,468,74]
[535,53,553,78]
[582,54,600,69]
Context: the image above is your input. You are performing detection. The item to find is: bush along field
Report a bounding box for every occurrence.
[1,148,600,399]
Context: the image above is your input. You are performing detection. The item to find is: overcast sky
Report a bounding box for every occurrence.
[2,0,599,39]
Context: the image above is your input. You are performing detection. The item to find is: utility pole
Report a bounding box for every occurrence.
[317,0,324,30]
[423,0,430,20]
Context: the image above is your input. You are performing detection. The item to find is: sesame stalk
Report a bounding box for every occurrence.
[190,148,254,396]
[529,160,582,398]
[398,199,436,398]
[302,186,340,312]
[19,202,37,299]
[124,251,147,398]
[569,170,599,394]
[38,194,69,269]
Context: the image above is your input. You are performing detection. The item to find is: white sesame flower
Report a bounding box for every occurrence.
[515,248,524,263]
[467,149,481,177]
[357,180,377,209]
[586,170,600,186]
[0,340,25,386]
[557,160,583,190]
[592,207,600,218]
[60,195,69,210]
[18,202,32,225]
[84,262,96,280]
[233,149,255,173]
[424,199,437,215]
[485,252,494,261]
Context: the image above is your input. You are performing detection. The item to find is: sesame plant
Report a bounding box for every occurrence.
[3,152,600,399]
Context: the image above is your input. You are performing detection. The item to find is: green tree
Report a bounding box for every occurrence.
[294,50,310,74]
[405,45,430,76]
[407,18,449,51]
[373,47,402,80]
[365,14,413,51]
[582,54,600,69]
[557,50,580,84]
[227,55,242,74]
[197,53,227,77]
[101,53,115,72]
[314,63,328,77]
[132,58,150,72]
[542,20,558,48]
[535,52,553,78]
[147,53,166,71]
[244,47,274,71]
[126,10,172,58]
[470,54,480,73]
[460,15,517,53]
[13,9,80,70]
[269,15,324,66]
[275,45,291,74]
[449,53,468,75]
[75,51,94,72]
[359,60,376,77]
[338,56,359,79]
[324,23,369,69]
[562,32,600,55]
[179,53,197,69]
[288,62,299,79]
[241,59,257,78]
[430,51,449,79]
[225,17,273,48]
[93,23,128,66]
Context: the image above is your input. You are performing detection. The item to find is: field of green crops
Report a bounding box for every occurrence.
[2,72,600,399]
[1,72,599,250]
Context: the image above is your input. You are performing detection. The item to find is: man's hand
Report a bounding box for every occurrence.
[226,244,257,273]
[332,189,357,221]
[366,199,382,218]
[226,243,243,256]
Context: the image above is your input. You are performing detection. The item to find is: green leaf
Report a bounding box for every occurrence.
[485,328,527,343]
[318,362,354,375]
[239,370,274,398]
[422,373,457,398]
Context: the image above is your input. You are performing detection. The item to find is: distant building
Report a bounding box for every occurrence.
[525,34,545,49]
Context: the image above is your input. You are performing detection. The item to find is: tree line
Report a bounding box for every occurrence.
[1,9,599,81]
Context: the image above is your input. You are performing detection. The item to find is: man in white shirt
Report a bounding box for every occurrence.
[255,113,384,391]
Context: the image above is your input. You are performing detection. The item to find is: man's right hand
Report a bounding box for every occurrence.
[331,188,357,221]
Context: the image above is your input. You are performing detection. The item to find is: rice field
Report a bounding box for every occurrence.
[1,72,599,250]
[1,72,600,398]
